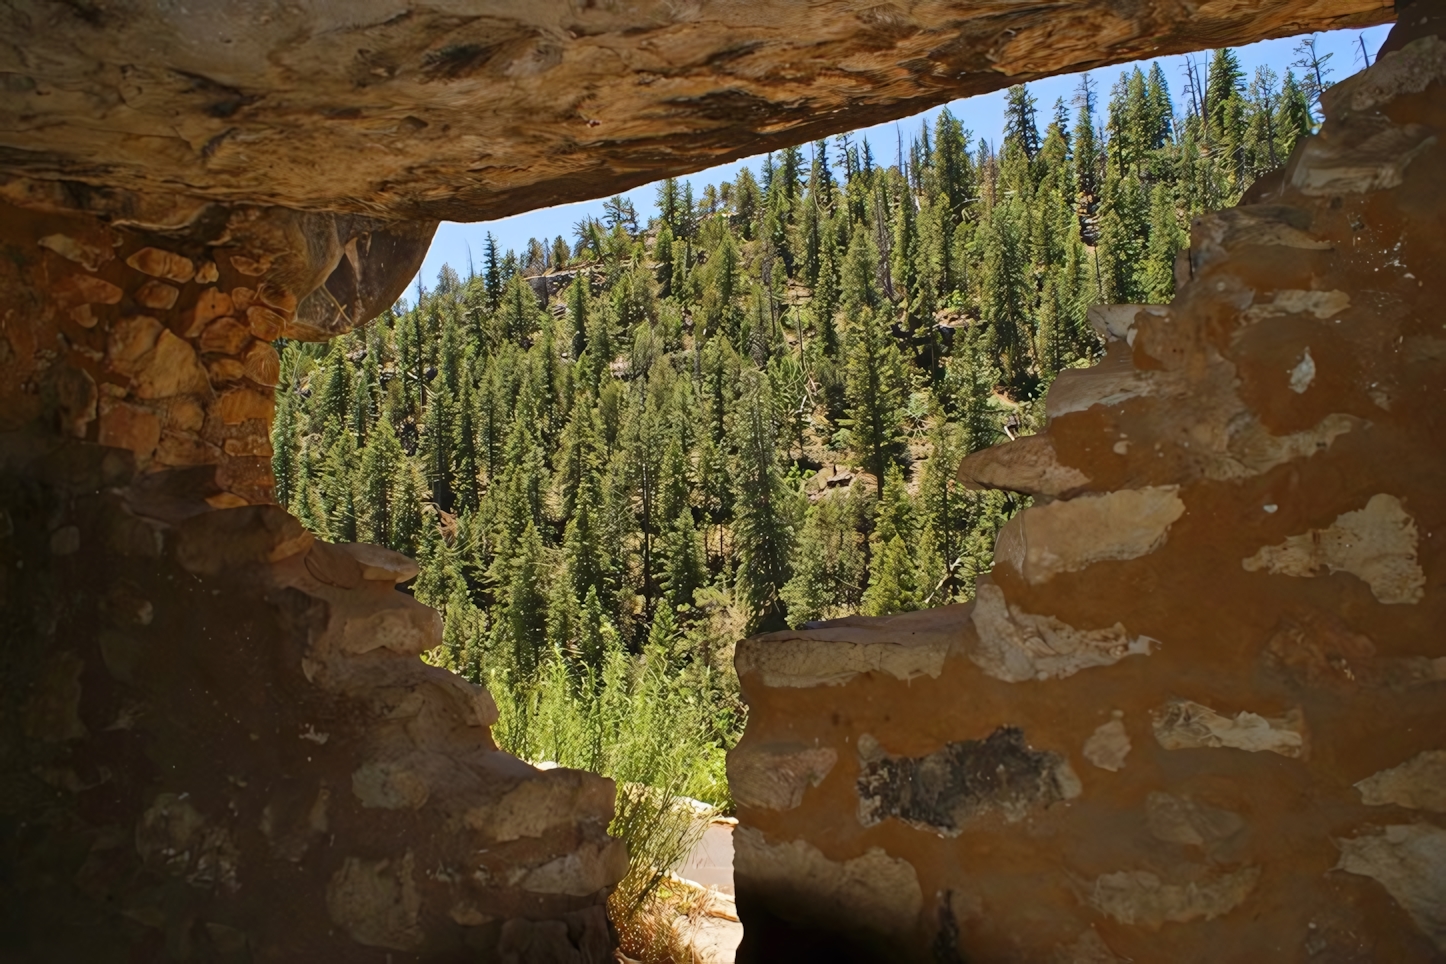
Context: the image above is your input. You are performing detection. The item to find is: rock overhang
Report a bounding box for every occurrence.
[1,0,1394,223]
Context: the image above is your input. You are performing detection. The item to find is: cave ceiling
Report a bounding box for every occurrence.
[1,0,1392,224]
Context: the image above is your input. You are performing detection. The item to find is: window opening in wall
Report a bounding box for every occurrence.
[265,26,1385,962]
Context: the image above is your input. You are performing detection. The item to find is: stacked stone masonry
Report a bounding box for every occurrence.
[731,10,1446,961]
[0,196,622,960]
[0,0,1439,961]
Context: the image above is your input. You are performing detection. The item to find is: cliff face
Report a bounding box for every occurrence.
[1,0,1389,222]
[730,11,1446,961]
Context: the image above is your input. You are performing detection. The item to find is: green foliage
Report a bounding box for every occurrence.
[276,53,1296,809]
[491,644,732,807]
[841,306,906,493]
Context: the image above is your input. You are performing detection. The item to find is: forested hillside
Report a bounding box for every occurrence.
[271,51,1318,805]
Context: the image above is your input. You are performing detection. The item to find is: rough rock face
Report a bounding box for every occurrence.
[0,459,624,961]
[1,0,1437,961]
[730,11,1446,961]
[0,196,623,960]
[1,0,1390,222]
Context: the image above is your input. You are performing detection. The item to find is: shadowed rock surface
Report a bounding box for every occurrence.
[3,0,1442,961]
[0,191,623,960]
[730,7,1446,960]
[1,0,1391,221]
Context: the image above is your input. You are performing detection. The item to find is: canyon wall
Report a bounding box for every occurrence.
[730,10,1446,962]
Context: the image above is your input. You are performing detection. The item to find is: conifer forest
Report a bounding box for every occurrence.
[271,52,1323,808]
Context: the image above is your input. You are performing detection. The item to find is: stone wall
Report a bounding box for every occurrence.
[0,193,623,961]
[2,0,1439,960]
[730,10,1446,961]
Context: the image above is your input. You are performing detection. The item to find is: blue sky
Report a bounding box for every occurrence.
[412,24,1389,296]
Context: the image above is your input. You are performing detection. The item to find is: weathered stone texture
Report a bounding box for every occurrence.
[0,145,613,961]
[6,1,1445,961]
[0,452,624,961]
[0,1,1391,223]
[731,12,1446,960]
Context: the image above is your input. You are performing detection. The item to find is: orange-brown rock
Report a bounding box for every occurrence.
[247,305,288,341]
[243,341,282,387]
[126,246,196,282]
[731,13,1446,961]
[217,387,275,426]
[183,288,234,337]
[96,397,160,459]
[0,0,1390,223]
[8,2,1446,962]
[133,278,180,310]
[54,271,122,308]
[0,459,623,961]
[200,317,253,356]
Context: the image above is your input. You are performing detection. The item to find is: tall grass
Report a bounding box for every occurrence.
[490,643,733,808]
[491,642,736,959]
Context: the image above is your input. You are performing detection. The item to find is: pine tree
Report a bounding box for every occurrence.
[393,462,425,555]
[979,198,1034,386]
[1145,62,1174,152]
[813,224,841,356]
[293,454,332,540]
[840,230,882,317]
[916,415,966,601]
[506,522,550,677]
[842,305,906,495]
[359,417,403,547]
[781,490,866,626]
[272,390,300,510]
[578,584,609,669]
[454,371,482,513]
[1139,183,1183,303]
[1003,84,1041,160]
[933,108,973,223]
[659,508,705,609]
[498,273,541,345]
[702,232,742,342]
[655,222,675,298]
[318,345,352,432]
[1291,35,1335,121]
[1097,170,1149,304]
[647,601,678,654]
[1277,70,1314,157]
[945,326,1002,455]
[733,167,761,239]
[422,383,455,512]
[861,535,919,616]
[322,430,358,542]
[483,232,503,311]
[891,184,920,332]
[1073,74,1102,217]
[564,465,607,603]
[731,370,796,632]
[1206,48,1247,182]
[656,177,682,235]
